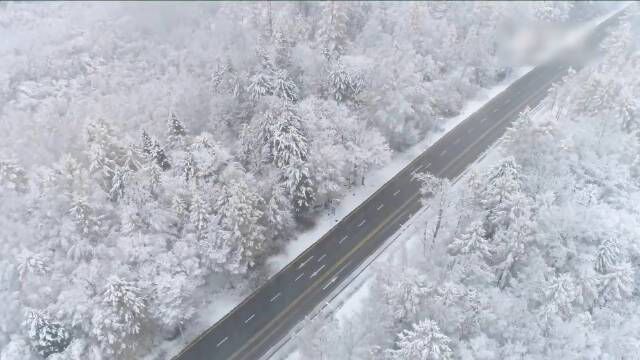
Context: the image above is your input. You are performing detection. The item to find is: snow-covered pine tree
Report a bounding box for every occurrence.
[23,309,71,358]
[92,276,147,356]
[167,112,187,148]
[269,103,308,169]
[326,61,363,103]
[140,130,154,157]
[382,270,428,323]
[151,140,171,171]
[189,186,211,242]
[599,262,634,303]
[272,69,299,103]
[539,273,577,324]
[481,157,522,238]
[247,71,273,102]
[182,150,198,183]
[108,165,128,202]
[215,172,266,273]
[264,183,294,241]
[317,1,350,57]
[493,216,534,289]
[387,319,453,360]
[595,238,621,274]
[283,159,316,214]
[149,272,195,339]
[17,252,49,282]
[448,220,491,258]
[68,196,102,242]
[86,119,126,193]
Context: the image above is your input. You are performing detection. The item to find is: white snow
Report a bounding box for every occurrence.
[269,7,631,358]
[266,66,533,276]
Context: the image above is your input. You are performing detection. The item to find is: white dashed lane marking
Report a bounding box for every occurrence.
[357,219,366,227]
[270,292,281,303]
[338,235,348,244]
[323,277,338,290]
[376,203,384,211]
[244,314,255,324]
[317,254,326,262]
[453,138,460,145]
[480,117,487,123]
[440,149,447,156]
[297,255,314,269]
[295,273,304,282]
[216,337,229,347]
[393,190,401,197]
[310,264,326,279]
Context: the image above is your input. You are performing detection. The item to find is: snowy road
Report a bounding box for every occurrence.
[173,9,626,360]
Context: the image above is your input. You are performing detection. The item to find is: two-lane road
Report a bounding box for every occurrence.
[173,8,628,360]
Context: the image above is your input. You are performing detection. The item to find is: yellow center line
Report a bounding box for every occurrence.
[228,68,564,360]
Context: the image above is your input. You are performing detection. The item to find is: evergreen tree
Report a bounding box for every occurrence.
[108,165,128,202]
[284,159,316,214]
[86,120,126,192]
[17,252,49,282]
[189,187,211,242]
[24,309,71,358]
[539,274,577,323]
[317,1,350,57]
[68,196,101,242]
[215,174,266,273]
[92,276,147,356]
[151,140,171,171]
[140,130,154,157]
[481,157,522,237]
[448,220,491,258]
[327,61,363,103]
[182,150,198,183]
[167,112,187,148]
[600,262,634,303]
[149,273,195,338]
[595,238,621,274]
[264,183,294,240]
[272,69,299,103]
[382,270,428,323]
[387,319,453,360]
[269,103,308,168]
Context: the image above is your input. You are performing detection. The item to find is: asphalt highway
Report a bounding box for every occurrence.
[173,8,628,360]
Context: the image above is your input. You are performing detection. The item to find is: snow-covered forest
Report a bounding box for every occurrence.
[295,9,640,360]
[0,2,619,359]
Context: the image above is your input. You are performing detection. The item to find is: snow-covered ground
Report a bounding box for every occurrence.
[273,7,627,359]
[162,10,622,357]
[150,64,534,360]
[0,3,624,360]
[267,66,533,274]
[276,111,515,360]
